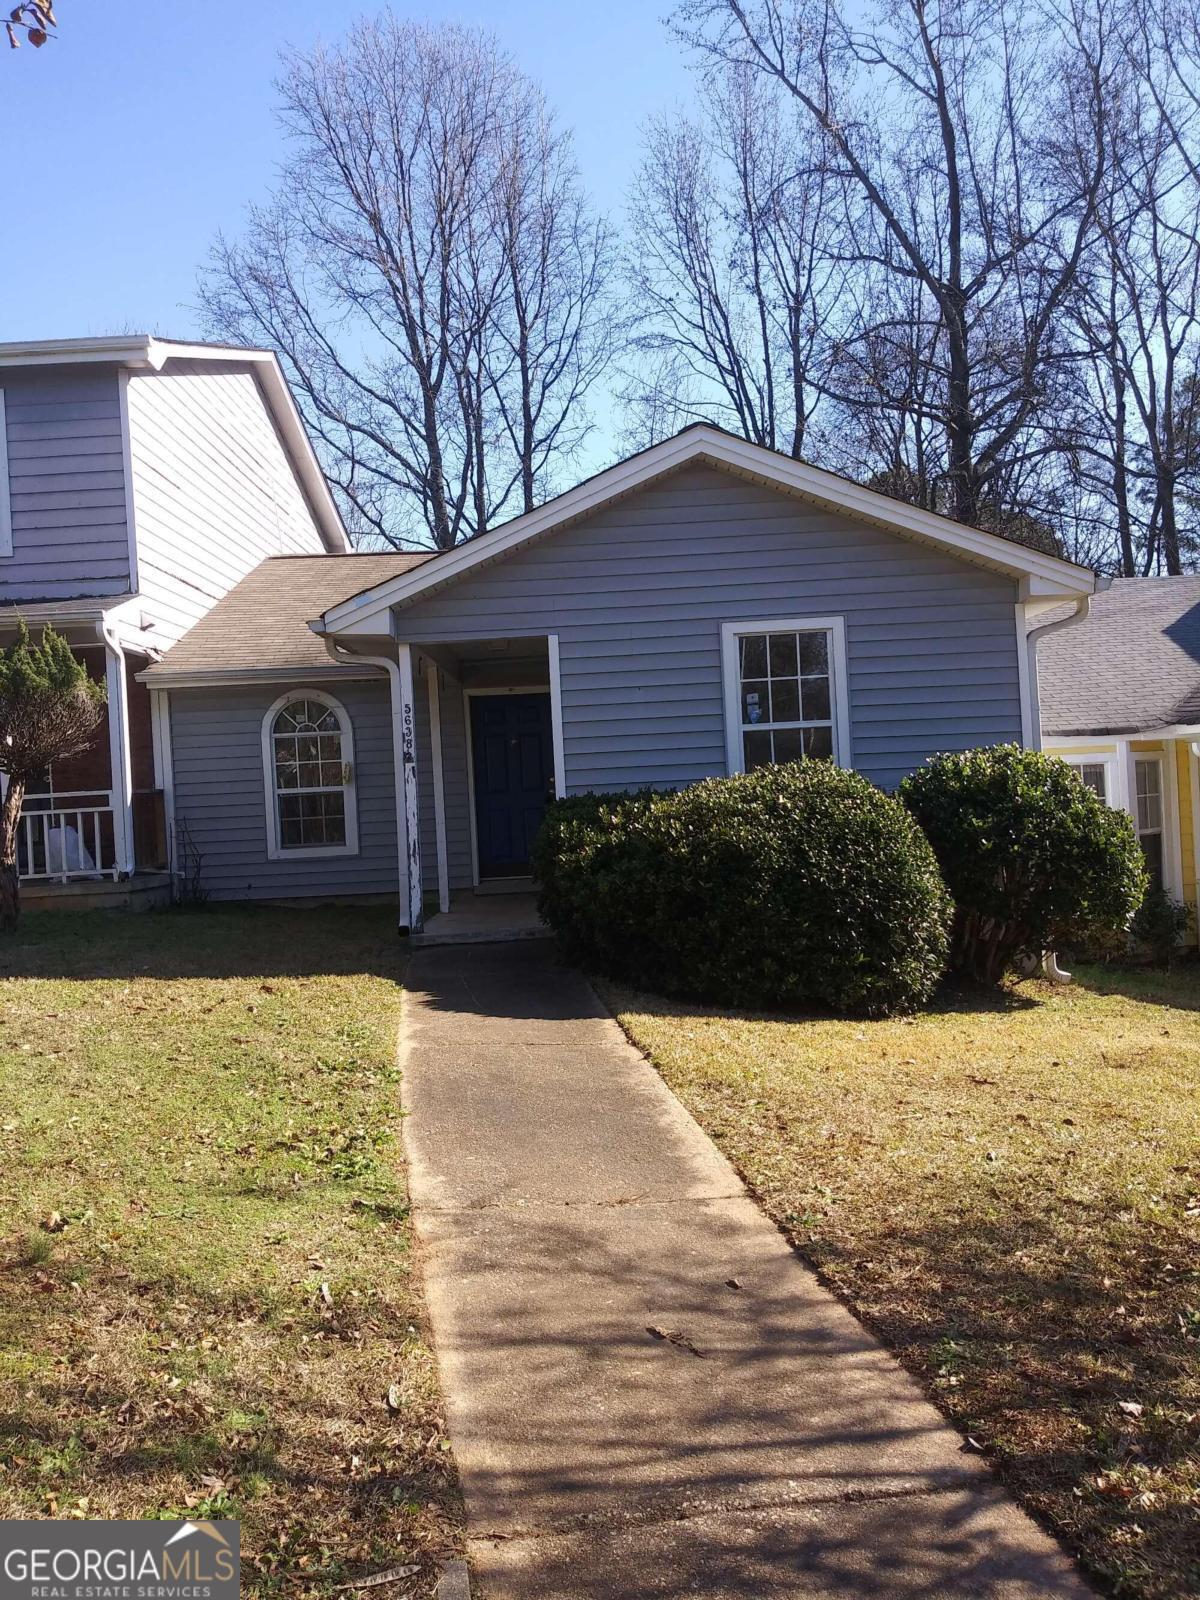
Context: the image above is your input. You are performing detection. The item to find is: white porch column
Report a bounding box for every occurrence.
[396,643,423,931]
[102,627,135,876]
[320,638,423,933]
[427,663,451,914]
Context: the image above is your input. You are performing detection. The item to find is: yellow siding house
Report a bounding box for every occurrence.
[1037,578,1200,942]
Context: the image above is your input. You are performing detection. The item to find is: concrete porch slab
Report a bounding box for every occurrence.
[411,891,546,947]
[22,873,172,914]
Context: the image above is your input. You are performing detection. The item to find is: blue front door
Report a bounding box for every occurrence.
[470,693,554,878]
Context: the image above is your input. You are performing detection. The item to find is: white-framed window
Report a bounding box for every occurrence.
[261,690,359,860]
[1134,755,1165,893]
[1061,756,1111,803]
[721,616,851,773]
[0,388,12,559]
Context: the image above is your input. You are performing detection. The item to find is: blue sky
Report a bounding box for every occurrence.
[4,2,693,346]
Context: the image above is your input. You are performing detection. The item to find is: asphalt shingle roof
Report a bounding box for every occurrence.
[1038,576,1200,736]
[142,552,435,680]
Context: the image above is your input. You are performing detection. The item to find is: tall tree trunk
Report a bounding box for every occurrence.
[1111,358,1136,576]
[0,775,26,933]
[944,298,978,524]
[1160,474,1182,574]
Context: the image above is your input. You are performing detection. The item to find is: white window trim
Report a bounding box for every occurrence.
[0,388,12,558]
[721,616,852,774]
[261,688,360,861]
[1131,752,1176,895]
[1059,752,1120,807]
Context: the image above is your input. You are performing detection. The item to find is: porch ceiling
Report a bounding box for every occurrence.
[415,634,550,687]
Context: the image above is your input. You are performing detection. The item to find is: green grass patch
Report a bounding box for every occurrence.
[610,964,1200,1600]
[0,905,459,1595]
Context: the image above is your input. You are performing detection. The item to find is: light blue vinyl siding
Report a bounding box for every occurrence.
[0,368,130,601]
[394,467,1024,795]
[169,680,399,902]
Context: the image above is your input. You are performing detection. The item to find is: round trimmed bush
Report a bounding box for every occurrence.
[899,744,1147,984]
[533,763,952,1016]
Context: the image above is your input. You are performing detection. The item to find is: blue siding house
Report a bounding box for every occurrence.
[136,418,1097,933]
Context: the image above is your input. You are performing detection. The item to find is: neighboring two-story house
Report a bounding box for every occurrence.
[1038,576,1200,945]
[0,336,348,908]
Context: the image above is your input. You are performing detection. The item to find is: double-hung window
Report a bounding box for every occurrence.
[721,617,850,773]
[1061,757,1110,803]
[262,690,359,859]
[1133,756,1165,893]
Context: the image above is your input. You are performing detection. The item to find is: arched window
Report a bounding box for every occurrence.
[262,691,358,859]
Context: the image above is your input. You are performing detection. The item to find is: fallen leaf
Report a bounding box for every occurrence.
[646,1324,706,1358]
[338,1564,420,1592]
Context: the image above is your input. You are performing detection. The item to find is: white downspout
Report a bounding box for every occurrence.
[100,617,136,877]
[322,638,422,934]
[1025,583,1105,985]
[1023,588,1101,750]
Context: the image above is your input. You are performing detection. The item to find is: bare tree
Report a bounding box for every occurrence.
[1060,13,1200,575]
[489,99,613,513]
[200,16,613,549]
[625,63,841,456]
[675,0,1116,532]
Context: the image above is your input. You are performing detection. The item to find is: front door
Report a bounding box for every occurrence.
[470,693,554,878]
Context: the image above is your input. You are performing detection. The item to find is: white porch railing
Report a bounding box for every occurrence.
[17,791,119,884]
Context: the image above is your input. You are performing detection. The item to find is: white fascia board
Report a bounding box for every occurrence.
[320,426,1095,634]
[0,335,157,368]
[135,664,385,689]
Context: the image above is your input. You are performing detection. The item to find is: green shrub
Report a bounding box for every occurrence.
[1131,888,1192,967]
[899,745,1146,984]
[533,763,952,1016]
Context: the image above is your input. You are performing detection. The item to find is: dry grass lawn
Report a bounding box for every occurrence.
[0,906,459,1596]
[610,964,1200,1600]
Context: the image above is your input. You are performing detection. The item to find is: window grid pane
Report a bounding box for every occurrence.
[737,627,834,767]
[1135,759,1163,834]
[272,698,349,849]
[1076,762,1107,800]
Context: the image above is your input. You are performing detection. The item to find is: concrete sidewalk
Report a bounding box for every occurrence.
[401,943,1092,1600]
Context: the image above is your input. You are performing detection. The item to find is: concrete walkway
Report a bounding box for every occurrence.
[401,943,1092,1600]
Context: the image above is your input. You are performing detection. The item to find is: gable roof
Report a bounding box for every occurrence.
[140,552,434,686]
[1038,576,1200,736]
[0,335,349,554]
[316,424,1096,637]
